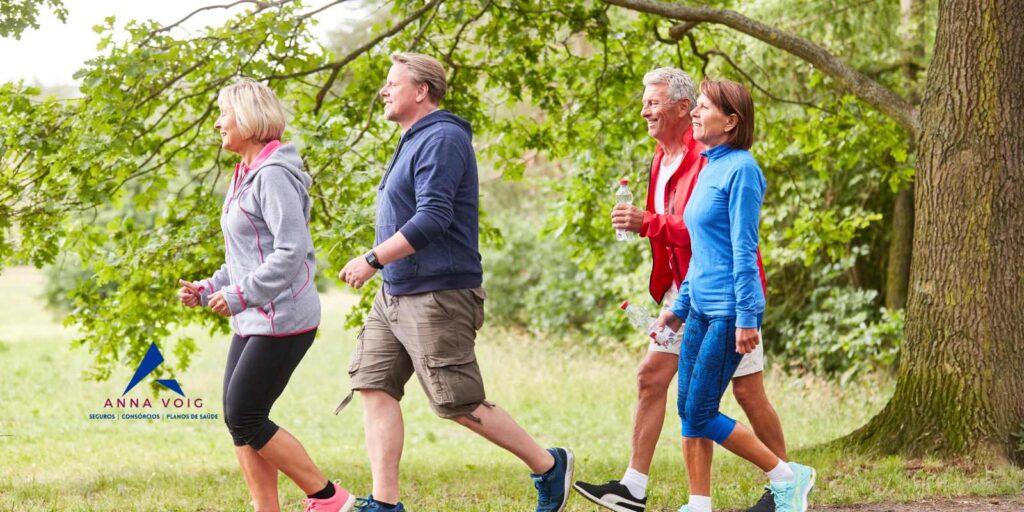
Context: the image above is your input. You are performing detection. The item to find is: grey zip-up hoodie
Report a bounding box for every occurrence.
[197,141,321,337]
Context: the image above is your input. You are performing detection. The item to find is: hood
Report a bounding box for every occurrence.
[241,142,312,190]
[405,109,473,141]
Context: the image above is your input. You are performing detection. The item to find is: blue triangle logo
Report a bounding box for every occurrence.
[122,342,185,397]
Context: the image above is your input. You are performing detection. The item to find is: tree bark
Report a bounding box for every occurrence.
[851,0,1024,461]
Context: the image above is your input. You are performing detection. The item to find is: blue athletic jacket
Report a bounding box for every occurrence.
[376,110,482,295]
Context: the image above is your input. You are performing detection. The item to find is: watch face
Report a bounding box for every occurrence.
[366,251,383,269]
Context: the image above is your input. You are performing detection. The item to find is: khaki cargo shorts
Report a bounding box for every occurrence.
[347,287,489,419]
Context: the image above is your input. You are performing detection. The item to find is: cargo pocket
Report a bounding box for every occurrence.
[423,352,485,408]
[347,326,366,377]
[470,288,487,330]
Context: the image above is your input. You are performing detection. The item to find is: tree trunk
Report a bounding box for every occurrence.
[883,0,925,311]
[885,185,914,310]
[850,0,1024,461]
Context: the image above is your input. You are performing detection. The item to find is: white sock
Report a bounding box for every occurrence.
[766,460,795,484]
[620,467,648,499]
[687,495,712,512]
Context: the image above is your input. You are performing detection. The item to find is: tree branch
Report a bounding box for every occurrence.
[298,0,355,20]
[263,0,443,82]
[603,0,919,136]
[684,33,829,113]
[153,0,290,36]
[668,21,699,40]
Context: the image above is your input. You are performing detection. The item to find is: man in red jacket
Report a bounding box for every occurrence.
[573,68,787,512]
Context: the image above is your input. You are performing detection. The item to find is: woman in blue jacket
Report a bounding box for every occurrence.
[657,80,815,512]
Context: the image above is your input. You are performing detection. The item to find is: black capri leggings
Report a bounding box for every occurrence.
[222,329,316,449]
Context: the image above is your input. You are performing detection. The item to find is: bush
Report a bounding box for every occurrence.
[481,179,651,350]
[777,286,904,383]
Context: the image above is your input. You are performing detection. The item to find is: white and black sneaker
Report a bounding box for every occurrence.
[573,479,646,512]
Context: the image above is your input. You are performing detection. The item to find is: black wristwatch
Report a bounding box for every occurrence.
[364,250,384,270]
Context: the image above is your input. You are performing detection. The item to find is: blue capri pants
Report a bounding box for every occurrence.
[677,308,762,443]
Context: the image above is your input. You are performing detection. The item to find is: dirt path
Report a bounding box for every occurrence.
[810,495,1024,511]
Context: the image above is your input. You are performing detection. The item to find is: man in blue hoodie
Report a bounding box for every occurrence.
[338,53,573,512]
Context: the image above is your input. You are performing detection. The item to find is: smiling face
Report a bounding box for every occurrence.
[214,104,245,154]
[640,83,690,143]
[379,63,429,127]
[690,93,737,148]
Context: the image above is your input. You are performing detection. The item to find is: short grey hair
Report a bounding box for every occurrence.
[390,52,448,104]
[642,67,696,105]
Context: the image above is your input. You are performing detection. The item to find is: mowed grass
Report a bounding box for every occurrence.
[0,266,1021,511]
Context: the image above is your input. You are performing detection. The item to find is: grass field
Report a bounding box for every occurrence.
[1,266,1021,511]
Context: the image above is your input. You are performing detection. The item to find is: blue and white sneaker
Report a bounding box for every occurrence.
[352,495,405,512]
[532,447,574,512]
[769,462,815,512]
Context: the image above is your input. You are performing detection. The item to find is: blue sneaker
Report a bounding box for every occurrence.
[353,495,405,512]
[769,462,815,512]
[532,447,574,512]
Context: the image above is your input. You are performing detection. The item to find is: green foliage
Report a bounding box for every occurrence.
[0,0,66,39]
[2,0,936,381]
[1013,422,1024,465]
[480,181,646,348]
[778,285,904,383]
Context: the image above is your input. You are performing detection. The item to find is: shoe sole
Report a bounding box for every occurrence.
[555,449,575,512]
[339,493,356,512]
[572,483,644,512]
[799,468,816,512]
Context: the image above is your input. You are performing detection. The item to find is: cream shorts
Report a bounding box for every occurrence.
[649,288,764,378]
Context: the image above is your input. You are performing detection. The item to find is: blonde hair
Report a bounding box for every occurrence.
[390,52,447,104]
[217,78,286,143]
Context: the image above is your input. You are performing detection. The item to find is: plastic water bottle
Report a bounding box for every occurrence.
[620,300,677,346]
[615,178,637,241]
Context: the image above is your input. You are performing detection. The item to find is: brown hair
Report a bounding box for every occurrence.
[699,79,755,150]
[390,52,447,104]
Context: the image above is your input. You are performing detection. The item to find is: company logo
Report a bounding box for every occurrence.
[122,342,184,397]
[88,342,217,422]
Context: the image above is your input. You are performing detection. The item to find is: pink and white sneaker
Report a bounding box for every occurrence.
[303,482,356,512]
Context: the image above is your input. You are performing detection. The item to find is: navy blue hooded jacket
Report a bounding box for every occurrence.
[376,109,482,295]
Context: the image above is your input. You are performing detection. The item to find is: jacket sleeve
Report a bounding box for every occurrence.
[221,169,309,315]
[728,162,767,328]
[671,276,691,322]
[640,211,691,249]
[197,264,230,307]
[398,136,468,251]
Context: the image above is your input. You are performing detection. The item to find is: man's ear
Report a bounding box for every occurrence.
[678,99,692,118]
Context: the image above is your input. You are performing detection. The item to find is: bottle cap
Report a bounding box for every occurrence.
[619,178,629,185]
[619,300,630,310]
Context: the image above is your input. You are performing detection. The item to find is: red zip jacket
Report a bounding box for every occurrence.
[639,125,768,305]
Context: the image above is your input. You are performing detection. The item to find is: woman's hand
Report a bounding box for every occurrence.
[208,291,231,317]
[655,309,683,333]
[735,327,760,354]
[178,279,200,308]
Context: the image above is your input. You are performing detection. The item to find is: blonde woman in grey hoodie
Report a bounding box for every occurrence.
[177,78,354,512]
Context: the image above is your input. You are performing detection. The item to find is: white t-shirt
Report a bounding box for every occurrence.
[654,152,683,215]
